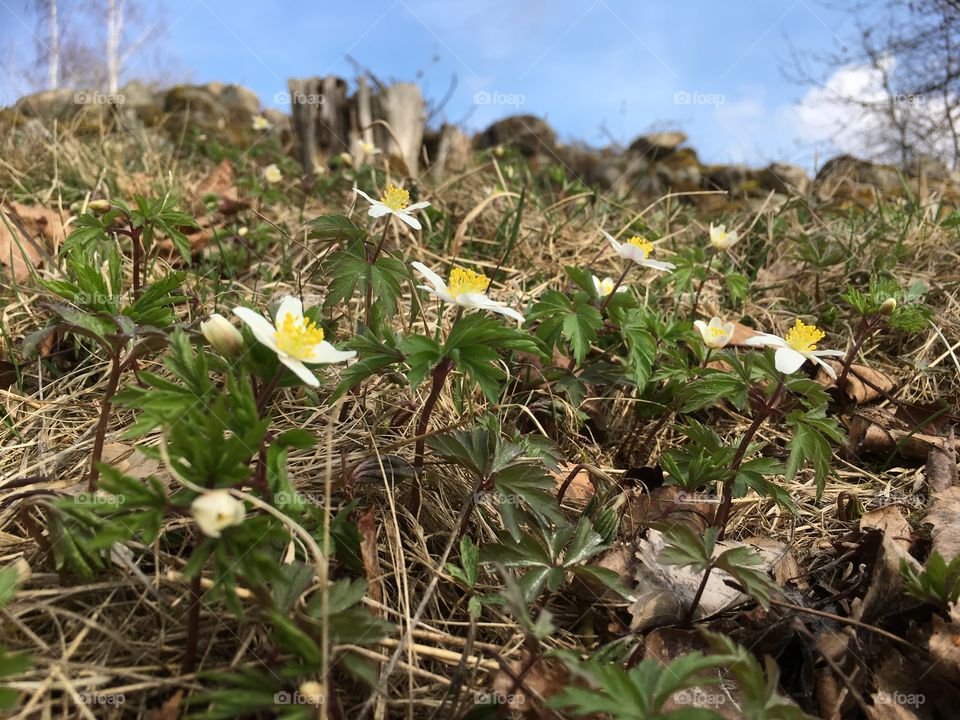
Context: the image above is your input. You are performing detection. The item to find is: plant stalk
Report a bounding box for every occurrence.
[88,351,123,491]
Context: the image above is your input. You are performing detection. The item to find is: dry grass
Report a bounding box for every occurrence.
[1,115,959,718]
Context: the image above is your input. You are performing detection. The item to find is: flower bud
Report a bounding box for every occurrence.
[191,490,245,538]
[200,313,244,357]
[879,298,897,315]
[298,681,324,706]
[88,199,112,214]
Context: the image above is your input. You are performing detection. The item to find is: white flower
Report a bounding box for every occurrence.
[602,230,675,271]
[263,164,282,184]
[709,223,739,250]
[592,275,628,297]
[191,490,245,538]
[693,317,736,349]
[743,319,845,379]
[233,296,356,387]
[411,262,524,324]
[201,313,244,357]
[354,184,430,230]
[358,140,380,157]
[251,114,272,131]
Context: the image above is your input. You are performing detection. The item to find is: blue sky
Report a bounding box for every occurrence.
[0,0,873,166]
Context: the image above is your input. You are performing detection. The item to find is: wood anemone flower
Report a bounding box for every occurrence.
[233,296,355,387]
[601,230,675,271]
[709,223,739,250]
[592,275,629,297]
[694,316,735,349]
[412,262,524,324]
[191,490,245,538]
[355,183,431,230]
[744,319,845,379]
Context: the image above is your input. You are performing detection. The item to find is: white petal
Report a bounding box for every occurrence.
[233,307,279,352]
[473,298,525,323]
[601,229,622,253]
[411,262,447,293]
[417,285,457,305]
[641,259,676,271]
[406,201,431,211]
[279,356,320,387]
[810,354,838,380]
[694,320,708,339]
[354,187,378,205]
[743,333,788,348]
[275,296,303,326]
[774,347,808,375]
[810,349,846,358]
[395,211,422,230]
[305,341,357,365]
[368,204,392,218]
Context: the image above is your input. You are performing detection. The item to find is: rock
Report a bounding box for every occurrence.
[655,147,701,191]
[909,154,950,181]
[430,124,472,179]
[162,83,263,144]
[703,164,754,193]
[475,114,557,157]
[12,88,79,118]
[757,162,810,194]
[629,131,687,159]
[815,155,904,196]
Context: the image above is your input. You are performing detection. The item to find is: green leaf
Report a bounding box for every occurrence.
[307,213,367,241]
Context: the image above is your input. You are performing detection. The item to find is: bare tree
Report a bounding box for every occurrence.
[791,0,960,169]
[27,0,60,89]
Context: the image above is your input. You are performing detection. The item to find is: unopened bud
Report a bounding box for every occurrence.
[88,199,112,214]
[879,298,897,315]
[191,490,246,538]
[298,681,324,705]
[200,313,244,357]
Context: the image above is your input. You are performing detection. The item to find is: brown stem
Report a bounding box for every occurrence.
[714,373,786,537]
[131,225,143,301]
[836,316,877,388]
[411,357,454,514]
[88,352,123,491]
[365,219,391,329]
[255,365,285,415]
[599,264,631,315]
[683,562,715,625]
[183,572,202,673]
[690,250,716,317]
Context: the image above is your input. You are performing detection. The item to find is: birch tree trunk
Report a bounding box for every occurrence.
[48,0,59,90]
[106,0,124,93]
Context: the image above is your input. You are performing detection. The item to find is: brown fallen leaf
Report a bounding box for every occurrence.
[928,604,960,686]
[622,485,718,536]
[146,689,183,720]
[100,442,166,483]
[926,426,958,492]
[728,321,763,346]
[923,486,960,561]
[846,409,954,461]
[853,529,921,624]
[860,505,913,553]
[0,202,65,280]
[816,361,896,404]
[358,508,383,608]
[489,651,578,716]
[552,464,596,506]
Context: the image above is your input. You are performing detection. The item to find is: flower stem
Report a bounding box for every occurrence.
[411,357,455,515]
[599,264,631,314]
[836,316,878,388]
[690,250,716,317]
[683,562,715,625]
[183,572,202,673]
[88,351,123,492]
[364,219,392,329]
[714,372,786,538]
[131,225,143,301]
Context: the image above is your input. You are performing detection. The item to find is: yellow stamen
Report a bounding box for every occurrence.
[785,319,825,353]
[709,327,728,337]
[447,267,490,297]
[627,236,654,258]
[274,313,324,359]
[380,184,410,211]
[599,279,616,296]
